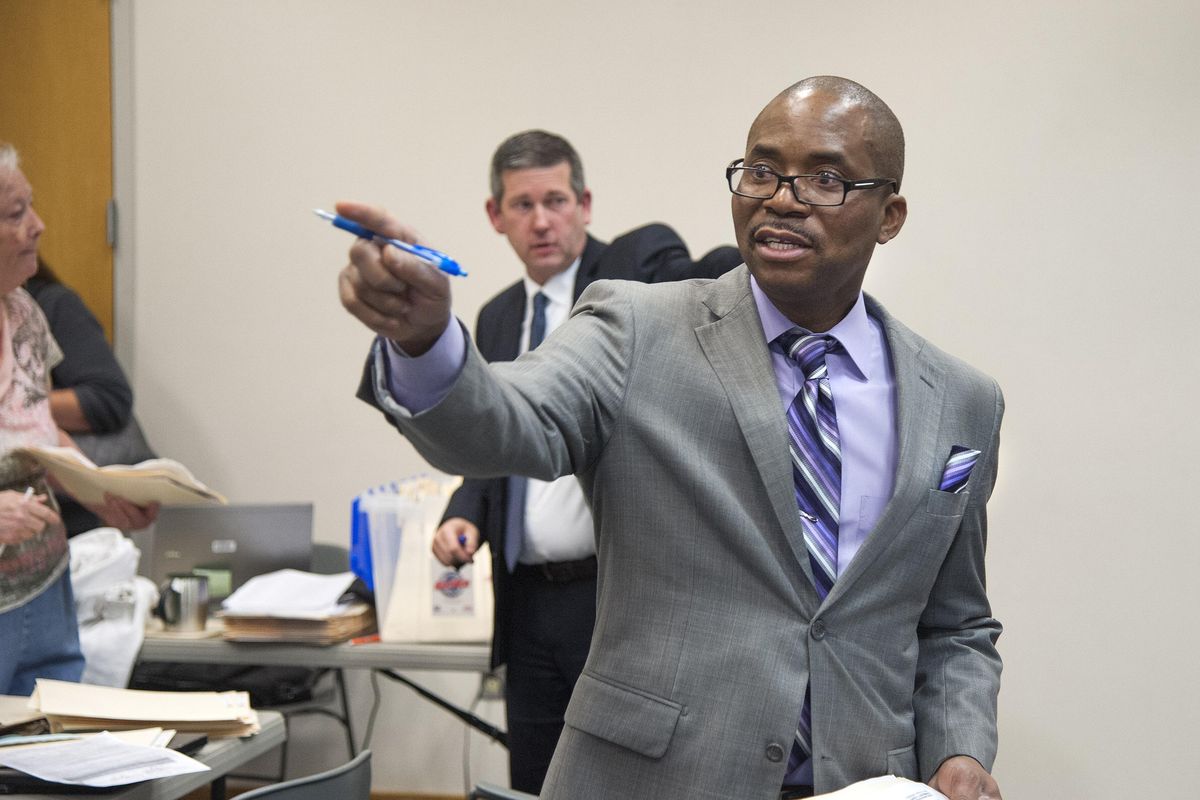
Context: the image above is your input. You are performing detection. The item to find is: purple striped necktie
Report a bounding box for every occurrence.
[778,328,842,771]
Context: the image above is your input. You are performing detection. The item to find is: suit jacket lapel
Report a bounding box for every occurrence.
[825,296,945,603]
[489,235,605,361]
[686,280,948,609]
[572,236,607,301]
[486,285,525,362]
[694,269,819,607]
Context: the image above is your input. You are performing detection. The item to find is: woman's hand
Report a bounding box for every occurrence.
[0,489,61,545]
[84,493,160,532]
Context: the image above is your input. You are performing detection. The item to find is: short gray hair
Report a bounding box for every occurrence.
[489,130,585,204]
[0,142,19,174]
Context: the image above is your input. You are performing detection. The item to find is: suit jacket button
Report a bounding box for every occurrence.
[766,743,785,762]
[811,621,827,640]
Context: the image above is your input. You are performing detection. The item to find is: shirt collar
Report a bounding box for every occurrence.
[523,256,581,308]
[750,277,876,381]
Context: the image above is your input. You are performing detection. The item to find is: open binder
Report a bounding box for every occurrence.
[14,446,226,506]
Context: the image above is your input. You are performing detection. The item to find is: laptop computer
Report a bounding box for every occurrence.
[136,503,314,601]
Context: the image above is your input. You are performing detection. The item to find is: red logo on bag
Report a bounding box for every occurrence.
[435,571,470,597]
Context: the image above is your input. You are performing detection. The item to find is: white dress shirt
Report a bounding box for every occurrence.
[516,261,595,564]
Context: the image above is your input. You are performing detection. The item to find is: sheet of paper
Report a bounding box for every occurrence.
[0,731,208,787]
[0,728,167,754]
[0,733,80,748]
[220,569,356,617]
[813,775,949,799]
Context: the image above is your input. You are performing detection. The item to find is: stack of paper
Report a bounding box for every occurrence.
[31,680,259,738]
[14,445,226,506]
[218,570,375,645]
[221,603,375,645]
[0,696,46,736]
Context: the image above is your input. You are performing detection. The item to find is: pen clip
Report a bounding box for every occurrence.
[408,243,462,274]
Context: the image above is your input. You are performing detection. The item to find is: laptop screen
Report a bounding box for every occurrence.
[136,503,313,600]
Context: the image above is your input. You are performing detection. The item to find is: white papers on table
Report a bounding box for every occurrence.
[0,727,170,753]
[0,731,208,787]
[220,569,356,618]
[813,775,949,799]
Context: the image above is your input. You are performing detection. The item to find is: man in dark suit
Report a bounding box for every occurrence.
[427,130,739,793]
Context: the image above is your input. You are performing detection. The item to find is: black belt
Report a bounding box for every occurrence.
[513,555,597,583]
[780,787,814,799]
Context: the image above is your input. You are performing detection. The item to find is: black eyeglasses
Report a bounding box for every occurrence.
[726,159,897,207]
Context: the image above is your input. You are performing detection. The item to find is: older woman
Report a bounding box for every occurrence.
[0,142,156,695]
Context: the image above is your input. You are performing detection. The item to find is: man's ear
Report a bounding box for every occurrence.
[877,193,907,245]
[485,197,505,234]
[579,188,593,226]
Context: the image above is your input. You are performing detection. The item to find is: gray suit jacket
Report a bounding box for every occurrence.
[367,266,1004,799]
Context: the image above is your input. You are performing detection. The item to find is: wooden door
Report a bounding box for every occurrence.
[0,0,114,340]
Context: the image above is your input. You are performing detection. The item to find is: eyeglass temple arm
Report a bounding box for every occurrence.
[849,178,899,192]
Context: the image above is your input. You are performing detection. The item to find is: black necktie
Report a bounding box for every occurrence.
[504,292,550,571]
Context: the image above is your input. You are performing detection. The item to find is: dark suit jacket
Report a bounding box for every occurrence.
[441,225,740,668]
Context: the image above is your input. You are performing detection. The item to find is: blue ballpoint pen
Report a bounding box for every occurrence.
[313,209,467,277]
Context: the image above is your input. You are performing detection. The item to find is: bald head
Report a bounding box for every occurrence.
[764,76,905,190]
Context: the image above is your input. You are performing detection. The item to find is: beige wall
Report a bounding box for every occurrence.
[111,1,1200,796]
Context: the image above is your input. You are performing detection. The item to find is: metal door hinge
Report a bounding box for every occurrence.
[106,198,118,247]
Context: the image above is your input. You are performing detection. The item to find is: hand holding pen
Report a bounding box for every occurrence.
[0,487,60,549]
[315,209,466,277]
[335,201,458,356]
[431,518,480,570]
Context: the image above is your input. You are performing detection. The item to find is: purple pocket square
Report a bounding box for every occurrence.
[939,445,981,493]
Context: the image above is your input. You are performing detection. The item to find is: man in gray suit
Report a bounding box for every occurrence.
[339,76,1004,800]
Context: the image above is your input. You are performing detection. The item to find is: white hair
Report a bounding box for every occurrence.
[0,142,18,175]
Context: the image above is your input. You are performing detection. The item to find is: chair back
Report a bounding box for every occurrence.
[311,542,351,574]
[470,782,539,800]
[235,749,371,800]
